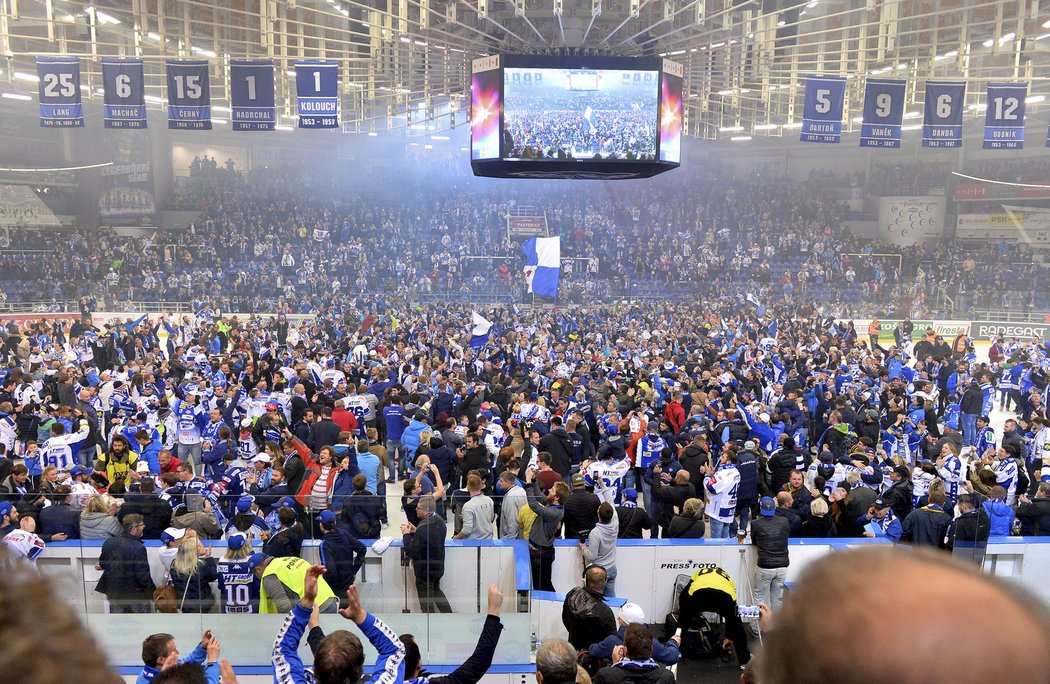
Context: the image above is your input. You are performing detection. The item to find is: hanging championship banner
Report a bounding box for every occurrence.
[983,82,1027,150]
[101,58,146,129]
[922,81,965,148]
[36,57,84,127]
[800,75,846,143]
[230,59,276,131]
[859,78,905,148]
[295,61,339,129]
[166,60,212,130]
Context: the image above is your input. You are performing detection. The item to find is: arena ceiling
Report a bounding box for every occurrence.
[0,0,1047,140]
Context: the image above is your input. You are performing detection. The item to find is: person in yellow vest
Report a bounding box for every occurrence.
[677,565,752,670]
[248,553,339,614]
[868,318,883,354]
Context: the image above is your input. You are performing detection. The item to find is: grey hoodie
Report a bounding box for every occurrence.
[79,512,122,540]
[581,519,617,572]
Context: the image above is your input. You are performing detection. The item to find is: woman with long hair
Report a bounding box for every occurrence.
[80,495,123,540]
[169,534,218,613]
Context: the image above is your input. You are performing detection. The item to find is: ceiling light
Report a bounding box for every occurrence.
[669,50,686,55]
[144,95,164,103]
[711,42,725,48]
[777,20,786,26]
[87,7,121,24]
[276,124,294,131]
[690,48,698,52]
[2,92,32,101]
[754,124,778,130]
[191,46,216,57]
[213,119,227,124]
[982,38,994,47]
[13,72,39,83]
[424,144,433,149]
[1044,18,1050,28]
[1026,95,1046,104]
[716,89,734,95]
[414,40,428,46]
[367,132,378,136]
[782,121,803,129]
[400,37,411,43]
[460,147,469,151]
[896,62,908,70]
[287,70,296,77]
[431,135,450,140]
[1035,33,1050,41]
[213,106,231,113]
[730,135,752,141]
[999,32,1015,44]
[968,103,987,110]
[935,50,958,61]
[903,111,921,119]
[739,88,751,93]
[719,125,744,132]
[851,115,864,122]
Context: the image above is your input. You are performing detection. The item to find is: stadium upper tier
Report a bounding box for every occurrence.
[0,157,1047,316]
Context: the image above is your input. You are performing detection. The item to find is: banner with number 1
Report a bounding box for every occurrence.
[230,59,276,131]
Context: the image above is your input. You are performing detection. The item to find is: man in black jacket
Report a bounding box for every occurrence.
[592,623,676,684]
[95,514,155,613]
[38,485,80,539]
[653,471,695,538]
[882,465,914,523]
[563,473,600,541]
[774,491,802,536]
[317,510,367,598]
[751,496,790,628]
[401,495,452,613]
[117,477,172,539]
[562,565,616,651]
[1017,483,1050,535]
[767,438,805,495]
[677,434,709,487]
[902,484,951,548]
[341,474,385,539]
[945,493,991,559]
[312,407,342,451]
[615,489,652,539]
[540,416,575,480]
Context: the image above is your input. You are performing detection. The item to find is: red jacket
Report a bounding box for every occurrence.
[332,407,358,435]
[664,401,685,434]
[292,439,342,509]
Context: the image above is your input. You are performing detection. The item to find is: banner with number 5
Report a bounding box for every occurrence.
[922,81,965,148]
[983,82,1027,150]
[230,59,276,131]
[801,75,846,143]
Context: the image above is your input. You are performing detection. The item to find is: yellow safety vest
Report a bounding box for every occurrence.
[686,566,737,602]
[259,556,337,614]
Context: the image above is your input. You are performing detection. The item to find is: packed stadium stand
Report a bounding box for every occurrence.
[3,2,1050,684]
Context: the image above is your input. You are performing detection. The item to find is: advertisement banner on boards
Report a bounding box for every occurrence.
[969,321,1050,341]
[857,319,972,341]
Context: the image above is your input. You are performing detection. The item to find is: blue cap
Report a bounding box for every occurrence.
[0,501,13,518]
[227,533,247,551]
[317,510,337,526]
[278,496,296,509]
[759,496,776,516]
[623,488,638,501]
[236,495,255,512]
[69,465,94,478]
[247,552,269,570]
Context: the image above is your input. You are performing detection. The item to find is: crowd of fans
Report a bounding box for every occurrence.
[0,299,1048,681]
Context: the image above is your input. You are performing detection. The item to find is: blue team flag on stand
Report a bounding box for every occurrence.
[768,319,778,338]
[523,237,561,297]
[470,311,492,349]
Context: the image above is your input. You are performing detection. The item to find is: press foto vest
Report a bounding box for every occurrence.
[259,556,337,613]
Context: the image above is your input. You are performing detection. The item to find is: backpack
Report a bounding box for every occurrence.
[351,509,375,538]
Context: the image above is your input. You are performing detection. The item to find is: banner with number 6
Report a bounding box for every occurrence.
[102,58,146,129]
[983,82,1027,150]
[922,81,965,148]
[166,60,212,130]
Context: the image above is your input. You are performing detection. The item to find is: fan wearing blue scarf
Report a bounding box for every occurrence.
[592,623,675,684]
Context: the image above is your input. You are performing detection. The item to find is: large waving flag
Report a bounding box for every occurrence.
[523,236,561,298]
[469,311,492,349]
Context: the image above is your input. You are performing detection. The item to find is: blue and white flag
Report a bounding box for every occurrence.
[983,82,1027,150]
[922,81,965,148]
[768,319,778,338]
[101,58,146,129]
[295,61,339,129]
[230,59,276,131]
[166,60,211,130]
[36,57,84,128]
[470,311,492,349]
[801,75,846,143]
[859,78,905,148]
[523,236,560,298]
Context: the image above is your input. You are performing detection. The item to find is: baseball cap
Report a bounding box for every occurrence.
[759,496,776,516]
[623,488,638,501]
[136,461,150,473]
[240,417,254,429]
[619,602,646,625]
[570,473,585,487]
[160,527,186,545]
[69,465,94,478]
[265,402,279,412]
[317,510,337,526]
[873,497,890,509]
[0,501,13,518]
[136,411,148,421]
[236,495,255,512]
[247,552,269,571]
[744,440,757,451]
[252,454,272,464]
[227,533,247,551]
[278,496,297,509]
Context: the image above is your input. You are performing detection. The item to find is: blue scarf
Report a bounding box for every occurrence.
[615,657,658,670]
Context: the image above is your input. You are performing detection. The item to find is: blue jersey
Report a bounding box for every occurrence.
[217,557,260,614]
[383,405,405,441]
[637,435,666,470]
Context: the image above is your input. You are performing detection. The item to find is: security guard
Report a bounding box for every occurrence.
[678,565,752,670]
[248,553,339,614]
